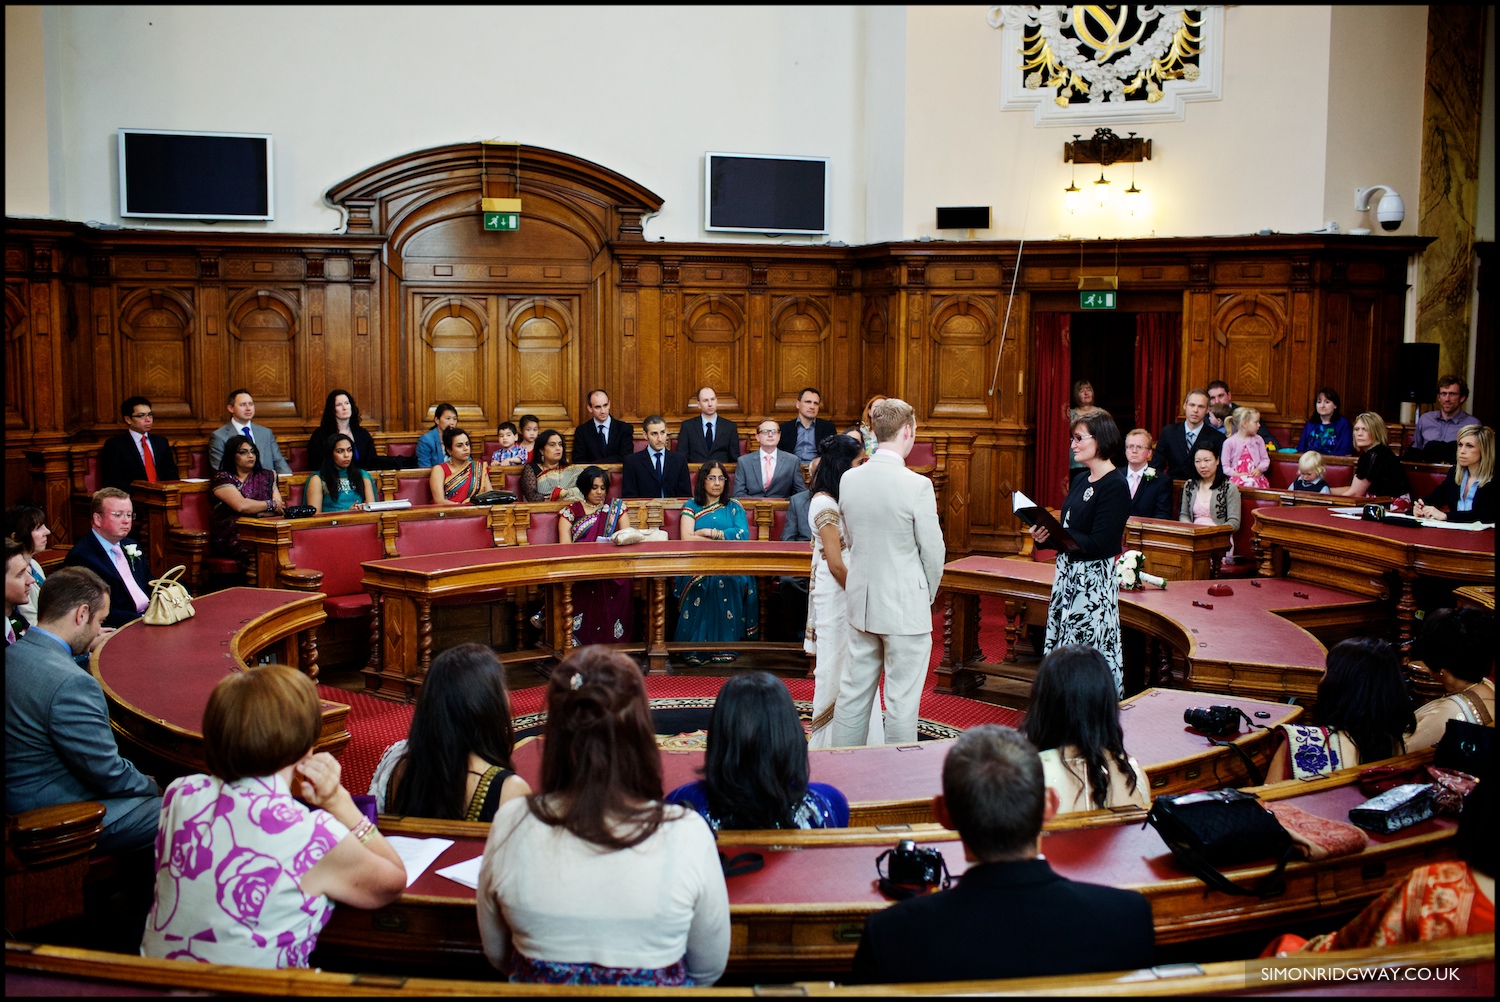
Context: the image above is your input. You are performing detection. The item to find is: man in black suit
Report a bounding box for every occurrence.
[622,415,692,498]
[676,385,740,463]
[779,387,836,464]
[99,396,179,492]
[571,389,635,464]
[851,725,1153,984]
[1152,388,1224,483]
[62,488,153,629]
[1123,428,1173,520]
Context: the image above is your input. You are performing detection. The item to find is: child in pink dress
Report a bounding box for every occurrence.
[1222,407,1271,490]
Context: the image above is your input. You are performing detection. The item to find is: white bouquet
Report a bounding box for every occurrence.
[1117,549,1167,590]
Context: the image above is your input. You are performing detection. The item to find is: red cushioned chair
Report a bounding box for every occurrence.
[908,442,937,468]
[771,508,787,541]
[285,445,310,472]
[1322,463,1355,489]
[287,522,382,618]
[188,452,211,478]
[662,507,683,539]
[285,478,305,507]
[1220,498,1279,578]
[1267,455,1303,490]
[397,515,506,604]
[1404,466,1449,501]
[502,471,522,494]
[393,476,433,506]
[176,488,244,586]
[526,511,560,545]
[607,471,624,501]
[386,442,415,459]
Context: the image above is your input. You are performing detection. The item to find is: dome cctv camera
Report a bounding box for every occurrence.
[1354,186,1404,232]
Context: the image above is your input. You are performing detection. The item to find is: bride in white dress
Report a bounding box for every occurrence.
[806,436,884,747]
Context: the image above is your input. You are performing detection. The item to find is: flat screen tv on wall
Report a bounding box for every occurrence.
[704,152,829,235]
[118,129,274,221]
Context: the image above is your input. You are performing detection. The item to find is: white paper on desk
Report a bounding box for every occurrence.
[434,854,484,889]
[1326,507,1367,515]
[383,836,455,887]
[180,478,209,484]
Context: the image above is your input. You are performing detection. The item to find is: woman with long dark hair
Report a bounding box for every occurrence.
[305,432,377,513]
[805,434,877,747]
[1296,387,1354,456]
[518,429,580,502]
[370,643,530,821]
[4,502,50,625]
[476,647,729,986]
[210,437,283,571]
[305,389,383,470]
[668,671,848,830]
[429,426,492,505]
[674,461,757,664]
[1023,645,1148,814]
[1268,637,1416,781]
[558,466,633,645]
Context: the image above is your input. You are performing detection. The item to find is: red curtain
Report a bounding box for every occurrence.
[1033,312,1072,510]
[1134,313,1182,442]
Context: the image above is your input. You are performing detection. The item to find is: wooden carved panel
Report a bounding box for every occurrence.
[768,296,832,413]
[227,288,301,419]
[505,296,577,428]
[5,285,30,430]
[1211,293,1288,418]
[681,295,745,414]
[860,297,890,408]
[928,295,997,419]
[417,295,492,428]
[117,288,194,419]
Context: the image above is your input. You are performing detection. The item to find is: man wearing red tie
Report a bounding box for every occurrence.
[99,397,179,493]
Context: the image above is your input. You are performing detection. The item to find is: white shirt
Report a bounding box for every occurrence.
[477,797,729,984]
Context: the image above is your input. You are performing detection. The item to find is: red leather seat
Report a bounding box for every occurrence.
[395,515,493,555]
[394,476,433,506]
[527,512,560,544]
[607,471,623,501]
[1322,463,1355,488]
[1405,467,1449,501]
[286,479,305,507]
[189,452,212,478]
[662,508,683,538]
[502,471,521,494]
[772,509,787,541]
[80,455,102,493]
[1267,456,1302,490]
[908,442,937,467]
[386,442,415,459]
[285,445,310,472]
[287,523,382,618]
[179,489,211,533]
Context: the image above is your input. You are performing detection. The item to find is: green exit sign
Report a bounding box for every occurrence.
[484,212,519,231]
[1080,290,1116,310]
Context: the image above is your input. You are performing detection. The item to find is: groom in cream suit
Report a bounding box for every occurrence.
[834,399,945,745]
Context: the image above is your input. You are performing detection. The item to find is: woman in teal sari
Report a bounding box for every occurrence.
[674,461,758,665]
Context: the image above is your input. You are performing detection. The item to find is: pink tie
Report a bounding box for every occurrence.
[764,453,774,491]
[5,619,14,644]
[1130,473,1139,498]
[111,545,150,613]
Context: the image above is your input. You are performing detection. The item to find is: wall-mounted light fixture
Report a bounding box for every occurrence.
[1065,128,1151,214]
[1064,160,1080,215]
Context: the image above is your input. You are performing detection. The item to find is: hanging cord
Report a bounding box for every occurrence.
[988,156,1039,397]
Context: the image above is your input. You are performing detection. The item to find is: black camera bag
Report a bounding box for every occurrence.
[1146,789,1294,898]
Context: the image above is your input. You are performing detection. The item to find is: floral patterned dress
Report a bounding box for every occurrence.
[141,772,349,968]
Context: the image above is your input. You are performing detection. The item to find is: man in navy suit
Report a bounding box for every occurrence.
[5,566,160,852]
[676,386,740,463]
[779,387,837,464]
[63,488,153,629]
[851,725,1153,984]
[735,420,809,500]
[1123,428,1173,519]
[622,416,692,498]
[99,396,180,492]
[571,389,635,464]
[1152,388,1225,483]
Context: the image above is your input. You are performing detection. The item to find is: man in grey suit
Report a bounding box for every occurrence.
[208,388,292,474]
[834,399,945,745]
[6,567,161,853]
[734,420,810,500]
[773,457,817,642]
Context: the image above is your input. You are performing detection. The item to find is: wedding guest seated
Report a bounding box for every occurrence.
[667,671,847,830]
[1413,425,1494,524]
[1179,444,1241,556]
[622,416,691,499]
[674,461,757,665]
[210,438,284,573]
[1407,607,1494,751]
[1222,407,1271,489]
[1267,637,1416,782]
[850,725,1153,983]
[304,389,384,471]
[1408,375,1481,464]
[1023,645,1149,814]
[1268,780,1493,955]
[519,429,579,502]
[1296,387,1354,456]
[369,643,530,821]
[305,432,377,513]
[490,421,529,465]
[99,395,179,491]
[1122,428,1172,519]
[5,501,50,625]
[429,426,492,505]
[5,539,30,646]
[415,402,457,469]
[517,414,540,463]
[477,647,729,986]
[1289,450,1331,493]
[1333,411,1412,500]
[141,664,406,967]
[848,393,887,456]
[559,467,633,646]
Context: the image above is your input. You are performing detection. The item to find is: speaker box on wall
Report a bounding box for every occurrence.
[936,206,991,230]
[1395,343,1440,402]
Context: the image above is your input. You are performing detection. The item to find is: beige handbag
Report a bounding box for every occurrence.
[611,528,669,546]
[143,564,196,626]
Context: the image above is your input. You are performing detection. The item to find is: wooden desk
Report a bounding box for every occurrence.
[1453,584,1494,612]
[1254,506,1495,695]
[89,588,345,776]
[937,557,1384,706]
[316,756,1454,976]
[507,688,1300,826]
[361,539,812,696]
[1125,517,1234,580]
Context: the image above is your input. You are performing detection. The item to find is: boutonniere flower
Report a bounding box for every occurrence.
[123,543,143,565]
[1142,467,1158,482]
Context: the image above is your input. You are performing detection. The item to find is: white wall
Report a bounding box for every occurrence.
[14,5,1442,245]
[4,5,50,216]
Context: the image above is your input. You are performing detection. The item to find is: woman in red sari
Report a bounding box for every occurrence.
[429,427,492,506]
[558,466,633,646]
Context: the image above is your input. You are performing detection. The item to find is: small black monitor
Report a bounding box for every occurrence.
[118,129,274,221]
[704,153,829,235]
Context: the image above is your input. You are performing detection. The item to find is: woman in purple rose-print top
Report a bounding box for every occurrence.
[140,664,406,968]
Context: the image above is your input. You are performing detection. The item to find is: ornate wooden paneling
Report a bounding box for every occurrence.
[927,294,998,420]
[226,287,301,420]
[5,282,31,430]
[767,296,833,413]
[1209,292,1288,421]
[117,287,194,419]
[680,293,746,415]
[504,296,577,429]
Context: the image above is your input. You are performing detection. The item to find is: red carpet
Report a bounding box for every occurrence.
[322,596,1020,796]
